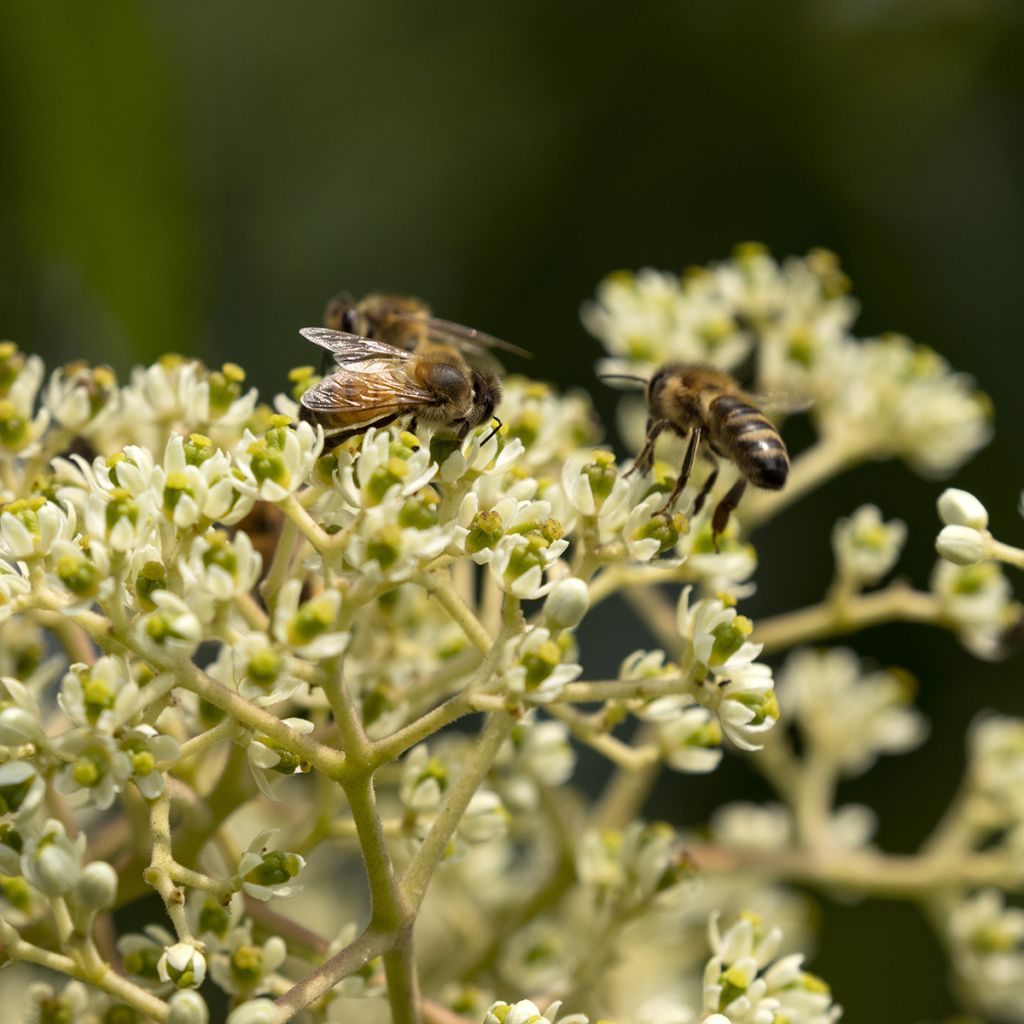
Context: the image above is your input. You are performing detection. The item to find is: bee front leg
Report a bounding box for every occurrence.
[626,418,671,477]
[659,426,703,512]
[710,478,747,551]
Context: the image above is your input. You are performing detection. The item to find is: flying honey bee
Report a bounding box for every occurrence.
[610,364,790,545]
[300,294,527,447]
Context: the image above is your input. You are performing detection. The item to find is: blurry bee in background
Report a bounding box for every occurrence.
[298,328,503,448]
[300,294,528,448]
[608,364,790,546]
[323,292,529,370]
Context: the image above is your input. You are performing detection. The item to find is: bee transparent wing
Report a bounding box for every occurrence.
[299,328,417,367]
[746,389,815,416]
[423,316,531,359]
[299,365,435,416]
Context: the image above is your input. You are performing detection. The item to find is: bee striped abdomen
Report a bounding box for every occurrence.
[709,393,789,490]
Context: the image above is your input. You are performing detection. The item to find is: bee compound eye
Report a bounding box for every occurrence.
[341,308,360,333]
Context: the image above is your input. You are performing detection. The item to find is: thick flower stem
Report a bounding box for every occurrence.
[401,711,517,912]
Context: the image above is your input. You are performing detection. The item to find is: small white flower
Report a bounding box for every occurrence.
[22,819,87,896]
[500,626,581,704]
[0,758,47,821]
[272,579,349,660]
[543,577,590,630]
[778,648,926,775]
[236,828,306,901]
[209,924,287,997]
[233,418,323,502]
[0,675,44,746]
[159,942,208,990]
[832,504,906,585]
[133,590,204,661]
[245,717,314,800]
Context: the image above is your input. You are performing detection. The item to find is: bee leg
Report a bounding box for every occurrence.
[710,478,747,551]
[407,416,418,434]
[659,426,703,512]
[627,418,671,477]
[692,452,720,516]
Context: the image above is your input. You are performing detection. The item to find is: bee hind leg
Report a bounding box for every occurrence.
[710,478,747,552]
[658,426,703,513]
[692,452,720,516]
[626,418,670,477]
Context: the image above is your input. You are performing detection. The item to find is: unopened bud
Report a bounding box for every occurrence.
[226,1000,279,1024]
[73,860,118,910]
[938,488,988,530]
[168,990,210,1024]
[543,578,590,630]
[936,524,988,566]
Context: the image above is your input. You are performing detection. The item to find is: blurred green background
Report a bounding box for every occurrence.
[2,1,1024,1019]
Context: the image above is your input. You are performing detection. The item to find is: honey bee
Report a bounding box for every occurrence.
[614,364,790,544]
[298,327,503,447]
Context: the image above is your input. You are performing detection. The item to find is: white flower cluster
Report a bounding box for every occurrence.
[0,245,1013,1024]
[585,246,990,482]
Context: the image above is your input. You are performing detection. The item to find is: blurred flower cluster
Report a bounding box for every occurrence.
[0,247,1015,1023]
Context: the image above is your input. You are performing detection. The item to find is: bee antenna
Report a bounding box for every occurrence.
[598,373,647,387]
[482,417,502,445]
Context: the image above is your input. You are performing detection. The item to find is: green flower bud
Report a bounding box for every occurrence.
[197,896,231,939]
[106,489,139,533]
[365,456,410,505]
[248,440,289,486]
[244,850,301,888]
[135,561,167,611]
[230,944,264,984]
[366,524,403,570]
[632,511,686,554]
[0,400,29,448]
[123,945,163,982]
[398,490,440,530]
[162,471,192,514]
[583,450,617,507]
[466,510,503,553]
[247,649,282,686]
[0,342,25,394]
[719,964,750,1008]
[709,616,752,666]
[55,553,99,598]
[1,874,30,911]
[522,641,561,689]
[209,363,245,415]
[287,595,337,647]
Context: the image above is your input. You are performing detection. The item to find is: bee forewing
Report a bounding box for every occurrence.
[299,328,416,365]
[299,366,435,415]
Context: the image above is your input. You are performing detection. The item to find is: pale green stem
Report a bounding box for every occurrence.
[401,711,517,911]
[274,927,393,1022]
[752,582,944,654]
[989,538,1024,571]
[144,792,193,942]
[417,568,495,654]
[546,704,658,771]
[261,510,300,609]
[166,717,242,768]
[49,896,75,945]
[688,843,1024,897]
[0,917,170,1020]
